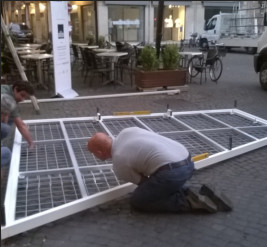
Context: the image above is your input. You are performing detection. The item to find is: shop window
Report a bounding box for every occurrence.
[154,5,185,42]
[108,5,144,42]
[82,5,96,41]
[71,12,80,42]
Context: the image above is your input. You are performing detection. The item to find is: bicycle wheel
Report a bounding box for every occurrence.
[209,57,223,81]
[188,55,202,77]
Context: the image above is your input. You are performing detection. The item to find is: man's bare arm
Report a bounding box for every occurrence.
[14,117,34,149]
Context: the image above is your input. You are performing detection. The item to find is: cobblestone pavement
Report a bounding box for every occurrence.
[1,51,267,247]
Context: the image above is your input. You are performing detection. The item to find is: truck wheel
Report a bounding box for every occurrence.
[260,62,267,91]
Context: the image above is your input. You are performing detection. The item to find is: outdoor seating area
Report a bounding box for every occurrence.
[1,41,54,90]
[70,42,138,88]
[1,38,224,99]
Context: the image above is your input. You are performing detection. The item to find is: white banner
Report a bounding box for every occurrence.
[50,1,78,98]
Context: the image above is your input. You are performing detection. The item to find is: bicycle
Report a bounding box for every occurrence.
[188,44,225,83]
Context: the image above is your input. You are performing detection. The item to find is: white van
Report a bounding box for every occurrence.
[200,7,265,54]
[254,12,267,90]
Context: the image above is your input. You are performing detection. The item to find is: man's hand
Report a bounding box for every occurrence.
[28,141,34,150]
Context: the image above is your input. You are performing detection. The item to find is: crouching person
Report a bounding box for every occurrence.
[1,81,34,149]
[88,127,232,214]
[1,94,16,183]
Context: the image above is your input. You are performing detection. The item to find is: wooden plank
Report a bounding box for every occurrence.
[113,110,151,116]
[137,85,188,92]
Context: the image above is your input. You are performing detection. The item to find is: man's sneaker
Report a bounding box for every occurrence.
[199,184,233,212]
[186,187,217,213]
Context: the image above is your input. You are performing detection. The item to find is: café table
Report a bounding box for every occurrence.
[92,48,116,53]
[96,51,128,85]
[15,46,37,51]
[17,49,46,55]
[179,51,203,68]
[178,51,203,84]
[20,53,53,88]
[82,45,99,49]
[19,43,42,49]
[72,43,88,46]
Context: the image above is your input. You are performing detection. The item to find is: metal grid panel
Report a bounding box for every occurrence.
[70,139,110,167]
[25,122,64,141]
[15,171,81,219]
[20,141,73,172]
[161,131,223,157]
[138,116,189,132]
[64,120,106,139]
[103,118,147,136]
[81,168,125,195]
[200,128,255,149]
[237,126,267,139]
[174,114,228,130]
[3,109,267,240]
[207,113,264,127]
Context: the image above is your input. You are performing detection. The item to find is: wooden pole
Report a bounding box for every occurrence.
[155,0,164,59]
[1,14,40,113]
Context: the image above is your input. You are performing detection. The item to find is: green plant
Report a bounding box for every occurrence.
[86,34,95,45]
[162,44,180,70]
[139,45,159,71]
[98,36,106,48]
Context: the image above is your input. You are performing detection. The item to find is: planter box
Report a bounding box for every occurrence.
[135,69,187,88]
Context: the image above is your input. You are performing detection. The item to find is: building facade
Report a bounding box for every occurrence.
[1,1,239,44]
[71,1,236,44]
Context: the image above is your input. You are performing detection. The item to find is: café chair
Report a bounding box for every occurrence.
[83,49,113,87]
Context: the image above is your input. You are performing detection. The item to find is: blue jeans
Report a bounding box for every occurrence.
[1,146,11,166]
[1,122,12,139]
[1,123,12,166]
[130,160,195,213]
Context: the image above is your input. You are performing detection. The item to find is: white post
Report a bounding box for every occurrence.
[50,1,78,98]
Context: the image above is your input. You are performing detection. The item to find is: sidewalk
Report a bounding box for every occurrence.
[1,51,267,247]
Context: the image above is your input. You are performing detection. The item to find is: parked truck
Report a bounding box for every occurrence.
[254,11,267,90]
[199,1,266,54]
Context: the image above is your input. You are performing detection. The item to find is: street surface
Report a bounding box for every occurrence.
[1,50,267,247]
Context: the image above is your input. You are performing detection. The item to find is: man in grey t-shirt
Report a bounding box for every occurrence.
[88,127,232,213]
[1,81,34,149]
[1,94,16,183]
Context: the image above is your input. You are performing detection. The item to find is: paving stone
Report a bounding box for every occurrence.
[1,51,267,247]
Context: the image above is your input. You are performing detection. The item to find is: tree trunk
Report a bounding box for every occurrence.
[155,0,164,58]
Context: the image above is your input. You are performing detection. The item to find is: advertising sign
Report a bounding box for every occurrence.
[50,1,78,98]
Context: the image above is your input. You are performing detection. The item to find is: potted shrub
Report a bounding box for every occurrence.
[86,34,95,45]
[162,44,181,70]
[138,45,158,71]
[135,44,187,89]
[98,35,106,48]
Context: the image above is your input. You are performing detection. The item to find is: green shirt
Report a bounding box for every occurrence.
[1,84,20,118]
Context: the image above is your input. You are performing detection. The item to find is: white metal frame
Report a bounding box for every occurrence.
[2,108,267,239]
